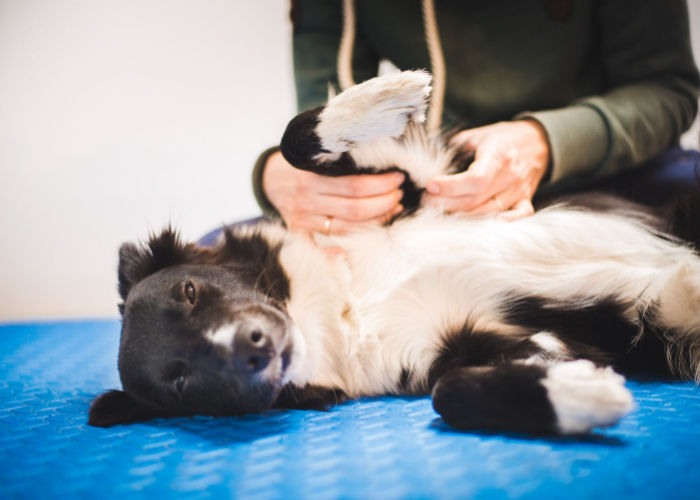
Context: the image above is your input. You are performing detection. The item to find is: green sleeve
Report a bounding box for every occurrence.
[520,0,699,186]
[251,146,282,220]
[292,0,380,111]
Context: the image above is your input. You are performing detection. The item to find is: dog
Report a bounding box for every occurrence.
[89,71,700,434]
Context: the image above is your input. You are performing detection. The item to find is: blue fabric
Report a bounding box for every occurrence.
[566,147,700,204]
[1,319,699,499]
[198,216,263,247]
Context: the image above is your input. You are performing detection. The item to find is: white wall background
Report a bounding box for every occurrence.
[1,1,699,322]
[0,0,295,321]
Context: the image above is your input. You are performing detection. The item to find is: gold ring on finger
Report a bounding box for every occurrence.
[493,195,504,212]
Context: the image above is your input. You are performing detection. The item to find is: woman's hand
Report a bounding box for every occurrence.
[263,151,405,235]
[424,120,550,220]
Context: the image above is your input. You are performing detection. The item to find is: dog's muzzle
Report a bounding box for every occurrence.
[205,306,290,376]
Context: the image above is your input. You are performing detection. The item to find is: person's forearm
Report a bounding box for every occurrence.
[521,79,698,185]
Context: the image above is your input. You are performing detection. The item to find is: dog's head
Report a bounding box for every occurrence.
[89,227,301,427]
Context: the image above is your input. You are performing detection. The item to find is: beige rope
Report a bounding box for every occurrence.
[337,0,446,133]
[338,0,356,90]
[421,0,446,135]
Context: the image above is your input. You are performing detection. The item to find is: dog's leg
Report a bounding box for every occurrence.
[635,193,700,382]
[500,277,700,383]
[431,359,634,435]
[427,326,634,434]
[280,71,432,175]
[651,258,700,382]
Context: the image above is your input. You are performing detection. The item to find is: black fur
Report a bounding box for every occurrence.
[92,195,700,433]
[93,181,700,434]
[665,193,700,249]
[502,296,673,377]
[426,323,569,434]
[279,105,424,212]
[428,328,542,389]
[91,71,700,434]
[91,227,297,427]
[279,105,369,176]
[273,385,346,411]
[218,229,291,304]
[117,228,203,301]
[89,390,166,428]
[432,364,557,434]
[279,107,323,171]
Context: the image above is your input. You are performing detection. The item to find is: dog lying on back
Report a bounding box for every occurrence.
[90,71,700,434]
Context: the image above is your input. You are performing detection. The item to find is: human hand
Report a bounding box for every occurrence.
[262,151,405,235]
[424,120,550,220]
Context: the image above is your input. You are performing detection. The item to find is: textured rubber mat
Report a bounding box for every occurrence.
[1,320,699,499]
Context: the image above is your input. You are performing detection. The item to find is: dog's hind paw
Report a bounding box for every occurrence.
[315,70,432,154]
[541,360,635,434]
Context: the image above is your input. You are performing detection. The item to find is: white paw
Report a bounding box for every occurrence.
[540,360,635,434]
[315,70,432,154]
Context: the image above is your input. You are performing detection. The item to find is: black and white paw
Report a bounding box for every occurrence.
[431,361,634,435]
[432,364,558,434]
[540,360,635,434]
[280,70,432,172]
[315,70,432,157]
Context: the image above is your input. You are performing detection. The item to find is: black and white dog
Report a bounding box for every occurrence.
[90,71,700,435]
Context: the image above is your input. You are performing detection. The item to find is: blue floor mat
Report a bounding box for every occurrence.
[1,320,699,499]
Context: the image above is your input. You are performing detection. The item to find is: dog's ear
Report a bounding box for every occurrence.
[118,242,149,302]
[118,227,203,302]
[88,390,164,427]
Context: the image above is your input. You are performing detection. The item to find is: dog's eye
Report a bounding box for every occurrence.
[184,281,196,304]
[175,376,186,394]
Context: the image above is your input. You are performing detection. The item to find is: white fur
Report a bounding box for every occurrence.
[315,70,432,158]
[273,206,700,398]
[528,332,570,362]
[266,70,700,431]
[540,360,635,434]
[314,71,454,186]
[205,325,237,351]
[278,234,358,391]
[348,125,457,187]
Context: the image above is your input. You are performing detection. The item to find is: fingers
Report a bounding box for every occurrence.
[425,121,550,219]
[499,198,535,221]
[426,152,503,203]
[319,189,404,220]
[288,204,404,235]
[423,154,536,217]
[263,151,407,235]
[427,188,534,222]
[447,126,489,151]
[425,148,513,213]
[465,191,534,219]
[285,191,404,235]
[316,171,406,198]
[266,118,549,235]
[287,181,404,229]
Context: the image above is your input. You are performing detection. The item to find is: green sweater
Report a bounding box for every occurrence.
[253,0,699,215]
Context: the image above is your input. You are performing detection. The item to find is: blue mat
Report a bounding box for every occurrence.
[1,320,699,499]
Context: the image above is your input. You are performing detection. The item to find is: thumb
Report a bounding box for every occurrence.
[448,126,489,151]
[426,153,500,197]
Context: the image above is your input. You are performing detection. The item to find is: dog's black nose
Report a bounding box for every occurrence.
[233,322,274,374]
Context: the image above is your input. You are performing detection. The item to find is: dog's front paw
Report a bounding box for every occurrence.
[316,70,432,155]
[541,360,635,434]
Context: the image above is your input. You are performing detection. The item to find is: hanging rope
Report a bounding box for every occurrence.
[337,0,446,133]
[421,0,446,135]
[338,0,356,90]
